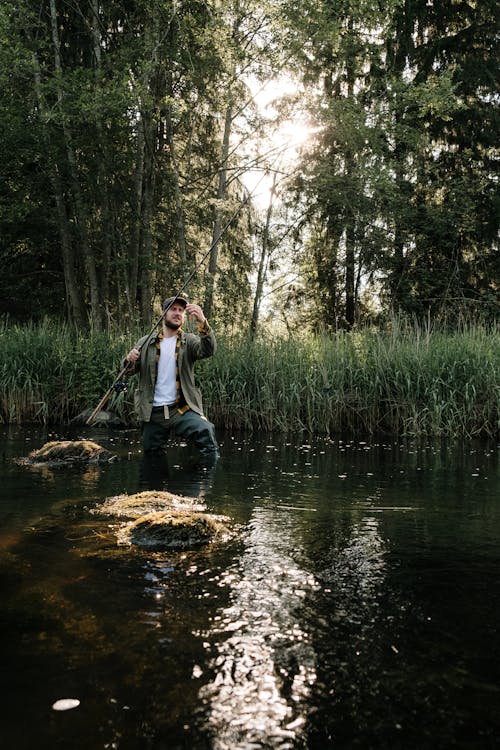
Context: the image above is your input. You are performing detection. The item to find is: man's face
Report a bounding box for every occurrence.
[164,302,185,330]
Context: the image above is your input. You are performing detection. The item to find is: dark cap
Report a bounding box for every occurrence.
[162,295,188,312]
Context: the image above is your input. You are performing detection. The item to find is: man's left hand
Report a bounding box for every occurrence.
[186,303,207,325]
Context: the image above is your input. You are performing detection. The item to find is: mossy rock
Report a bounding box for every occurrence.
[16,440,117,467]
[94,490,231,550]
[95,490,205,518]
[117,510,230,550]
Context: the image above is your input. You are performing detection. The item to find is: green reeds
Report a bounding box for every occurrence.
[201,320,499,438]
[0,316,498,437]
[0,317,137,424]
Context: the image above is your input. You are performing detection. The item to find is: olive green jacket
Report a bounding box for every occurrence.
[126,324,216,423]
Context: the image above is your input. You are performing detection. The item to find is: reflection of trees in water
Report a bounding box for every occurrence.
[198,509,319,749]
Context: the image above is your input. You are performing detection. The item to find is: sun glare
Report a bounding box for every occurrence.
[274,117,313,150]
[241,74,314,206]
[253,75,313,152]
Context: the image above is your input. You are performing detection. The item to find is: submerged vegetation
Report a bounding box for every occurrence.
[0,317,498,438]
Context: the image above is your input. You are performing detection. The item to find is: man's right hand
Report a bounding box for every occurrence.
[126,347,140,364]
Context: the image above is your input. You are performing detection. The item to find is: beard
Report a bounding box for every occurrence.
[165,318,181,331]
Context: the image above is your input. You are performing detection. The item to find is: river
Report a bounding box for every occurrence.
[1,424,499,750]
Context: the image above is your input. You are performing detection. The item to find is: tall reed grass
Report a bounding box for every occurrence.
[0,317,138,424]
[200,319,499,438]
[0,316,498,437]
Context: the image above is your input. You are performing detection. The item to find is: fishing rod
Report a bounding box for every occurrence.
[85,171,271,426]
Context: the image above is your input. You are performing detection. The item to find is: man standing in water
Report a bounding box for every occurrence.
[125,296,219,465]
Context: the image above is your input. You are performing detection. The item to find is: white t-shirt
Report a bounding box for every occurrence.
[152,335,178,405]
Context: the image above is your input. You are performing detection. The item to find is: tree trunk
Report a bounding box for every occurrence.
[345,218,356,327]
[165,93,188,270]
[90,0,112,328]
[204,103,233,318]
[344,17,356,329]
[139,110,155,323]
[49,0,103,328]
[129,123,145,317]
[250,171,277,337]
[31,50,85,326]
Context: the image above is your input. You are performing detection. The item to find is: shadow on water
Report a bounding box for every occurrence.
[0,426,499,749]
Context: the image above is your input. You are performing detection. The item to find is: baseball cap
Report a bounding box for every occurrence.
[162,295,188,311]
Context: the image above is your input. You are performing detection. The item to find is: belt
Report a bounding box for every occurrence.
[152,403,178,411]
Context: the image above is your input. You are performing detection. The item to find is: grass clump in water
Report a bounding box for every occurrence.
[17,439,116,465]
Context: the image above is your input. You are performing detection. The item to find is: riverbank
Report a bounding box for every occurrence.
[0,318,498,437]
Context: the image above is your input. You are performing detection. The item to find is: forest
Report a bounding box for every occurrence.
[0,0,498,334]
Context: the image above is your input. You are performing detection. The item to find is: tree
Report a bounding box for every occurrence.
[278,0,400,329]
[278,0,499,327]
[383,0,499,319]
[0,0,254,327]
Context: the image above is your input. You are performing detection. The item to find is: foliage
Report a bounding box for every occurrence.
[0,0,497,332]
[0,317,139,423]
[277,0,499,329]
[202,320,499,437]
[0,0,263,330]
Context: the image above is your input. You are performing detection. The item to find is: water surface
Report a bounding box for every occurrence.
[1,425,499,749]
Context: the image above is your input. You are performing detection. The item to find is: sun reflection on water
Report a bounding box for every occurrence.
[198,509,319,749]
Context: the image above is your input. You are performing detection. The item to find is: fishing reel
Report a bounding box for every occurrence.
[112,380,128,394]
